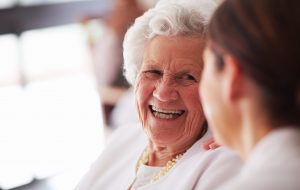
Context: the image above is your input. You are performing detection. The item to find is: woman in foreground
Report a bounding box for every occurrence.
[200,0,300,189]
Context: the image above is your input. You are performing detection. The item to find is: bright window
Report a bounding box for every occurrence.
[0,24,105,190]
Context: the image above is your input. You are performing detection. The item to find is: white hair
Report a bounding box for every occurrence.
[123,0,217,85]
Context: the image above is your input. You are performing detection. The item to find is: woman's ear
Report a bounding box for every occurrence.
[222,54,244,103]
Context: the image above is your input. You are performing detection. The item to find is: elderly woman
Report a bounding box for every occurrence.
[75,1,242,190]
[200,0,300,189]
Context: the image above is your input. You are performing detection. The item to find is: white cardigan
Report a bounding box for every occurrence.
[75,124,242,190]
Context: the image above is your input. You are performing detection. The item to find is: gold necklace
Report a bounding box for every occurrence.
[136,148,184,182]
[128,149,184,190]
[128,125,207,190]
[151,153,184,182]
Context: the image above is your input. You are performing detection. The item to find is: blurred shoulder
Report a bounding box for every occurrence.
[188,136,243,190]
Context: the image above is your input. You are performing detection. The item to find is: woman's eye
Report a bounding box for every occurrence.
[182,74,196,81]
[178,74,197,81]
[143,70,162,80]
[176,74,197,85]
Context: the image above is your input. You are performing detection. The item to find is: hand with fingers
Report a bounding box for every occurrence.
[202,138,220,150]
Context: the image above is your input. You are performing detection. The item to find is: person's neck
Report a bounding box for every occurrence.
[146,140,194,167]
[146,125,207,166]
[235,106,273,161]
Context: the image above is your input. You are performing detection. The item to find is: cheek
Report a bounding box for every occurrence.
[183,86,205,126]
[200,67,225,142]
[135,78,151,103]
[199,66,217,119]
[185,86,203,111]
[134,77,154,116]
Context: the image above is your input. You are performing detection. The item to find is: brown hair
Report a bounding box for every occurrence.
[208,0,300,127]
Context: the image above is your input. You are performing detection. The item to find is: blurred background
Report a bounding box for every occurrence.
[0,0,157,189]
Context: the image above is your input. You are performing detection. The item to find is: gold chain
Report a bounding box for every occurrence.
[136,148,184,182]
[151,153,184,182]
[128,124,207,190]
[128,148,185,189]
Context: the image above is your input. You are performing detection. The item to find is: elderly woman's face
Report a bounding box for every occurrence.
[135,35,205,147]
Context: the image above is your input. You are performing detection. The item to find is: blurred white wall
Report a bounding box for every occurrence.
[0,23,105,190]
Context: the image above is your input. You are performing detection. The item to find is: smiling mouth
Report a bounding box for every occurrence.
[149,105,185,120]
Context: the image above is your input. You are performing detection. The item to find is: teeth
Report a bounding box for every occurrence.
[154,112,176,119]
[151,106,183,114]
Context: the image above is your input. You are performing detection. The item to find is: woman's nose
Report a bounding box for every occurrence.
[153,78,179,102]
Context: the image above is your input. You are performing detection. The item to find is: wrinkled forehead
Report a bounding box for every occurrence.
[141,35,205,71]
[141,61,203,76]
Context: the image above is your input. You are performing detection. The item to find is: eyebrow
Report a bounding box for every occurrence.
[176,70,193,75]
[141,63,161,70]
[142,60,202,73]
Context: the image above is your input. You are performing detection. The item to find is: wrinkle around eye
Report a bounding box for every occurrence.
[181,74,197,81]
[176,79,197,86]
[143,70,162,80]
[175,74,199,86]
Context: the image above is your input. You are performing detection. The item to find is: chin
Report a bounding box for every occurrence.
[147,127,182,145]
